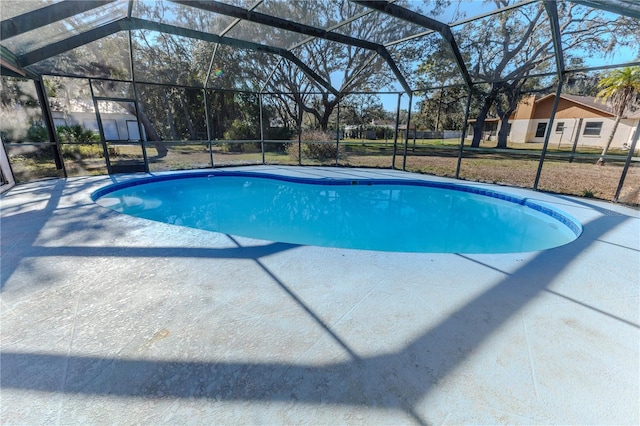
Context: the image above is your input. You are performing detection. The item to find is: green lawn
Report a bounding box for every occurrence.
[7,138,639,205]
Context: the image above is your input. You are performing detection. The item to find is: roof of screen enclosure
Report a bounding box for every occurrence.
[1,0,639,94]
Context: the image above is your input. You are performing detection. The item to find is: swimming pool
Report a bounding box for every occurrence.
[93,171,582,253]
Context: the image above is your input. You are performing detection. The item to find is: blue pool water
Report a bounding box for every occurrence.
[93,172,581,253]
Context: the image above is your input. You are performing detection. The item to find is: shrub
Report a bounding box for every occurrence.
[264,127,294,152]
[61,143,118,158]
[220,142,245,152]
[265,126,294,140]
[285,141,301,160]
[306,142,339,160]
[223,119,258,140]
[56,125,99,143]
[286,130,340,161]
[26,124,49,142]
[221,119,260,152]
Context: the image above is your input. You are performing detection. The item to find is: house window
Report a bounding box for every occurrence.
[126,120,141,141]
[535,122,547,138]
[83,120,99,133]
[583,121,603,136]
[102,119,119,140]
[555,122,565,132]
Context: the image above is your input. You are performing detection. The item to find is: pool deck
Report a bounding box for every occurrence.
[1,165,638,425]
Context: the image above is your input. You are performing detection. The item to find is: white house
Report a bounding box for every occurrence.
[50,98,143,141]
[509,94,638,149]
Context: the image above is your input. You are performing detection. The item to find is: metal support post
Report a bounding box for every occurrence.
[534,79,564,190]
[335,99,340,166]
[402,92,413,171]
[613,121,640,202]
[203,88,213,167]
[204,44,219,89]
[35,78,67,177]
[392,93,402,169]
[88,80,112,172]
[259,93,265,164]
[455,88,473,179]
[298,101,302,166]
[129,29,149,172]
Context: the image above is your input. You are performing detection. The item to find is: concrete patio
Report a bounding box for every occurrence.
[1,166,638,424]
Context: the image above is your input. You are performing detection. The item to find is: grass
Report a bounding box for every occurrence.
[7,139,639,206]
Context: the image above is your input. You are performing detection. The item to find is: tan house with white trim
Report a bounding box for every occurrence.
[508,94,638,149]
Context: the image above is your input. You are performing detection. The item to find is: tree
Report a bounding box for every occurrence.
[493,77,554,148]
[0,77,43,142]
[415,86,468,131]
[564,72,603,97]
[340,94,385,138]
[595,66,640,165]
[417,0,638,149]
[240,0,449,131]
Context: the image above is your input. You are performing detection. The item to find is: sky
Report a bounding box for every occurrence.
[375,1,639,112]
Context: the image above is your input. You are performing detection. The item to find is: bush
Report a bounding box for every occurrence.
[285,142,301,160]
[223,119,259,141]
[286,130,340,161]
[220,142,245,152]
[306,142,339,160]
[221,119,260,152]
[265,126,294,140]
[56,125,99,143]
[26,124,49,142]
[61,143,118,158]
[264,127,294,152]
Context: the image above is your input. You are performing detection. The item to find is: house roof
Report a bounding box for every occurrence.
[535,93,640,119]
[627,109,640,120]
[470,93,639,124]
[533,93,615,116]
[560,94,616,115]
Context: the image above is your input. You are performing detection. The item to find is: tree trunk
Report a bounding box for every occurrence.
[597,115,622,165]
[496,114,511,149]
[320,107,332,132]
[162,90,178,140]
[495,100,516,149]
[179,94,197,140]
[471,87,500,148]
[471,106,490,148]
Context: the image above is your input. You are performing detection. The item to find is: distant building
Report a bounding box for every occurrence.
[49,98,143,141]
[468,94,639,149]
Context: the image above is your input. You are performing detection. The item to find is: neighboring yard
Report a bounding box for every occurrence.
[6,138,639,206]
